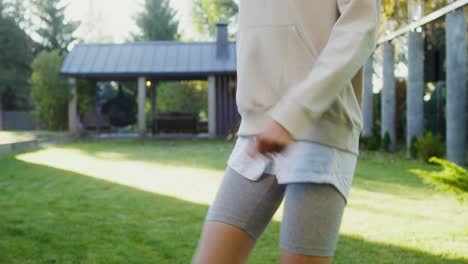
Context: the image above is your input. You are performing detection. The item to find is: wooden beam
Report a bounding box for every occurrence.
[378,0,468,44]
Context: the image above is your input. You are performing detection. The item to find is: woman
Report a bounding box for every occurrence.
[192,0,379,263]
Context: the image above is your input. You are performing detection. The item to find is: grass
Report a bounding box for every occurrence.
[0,131,65,144]
[0,139,467,264]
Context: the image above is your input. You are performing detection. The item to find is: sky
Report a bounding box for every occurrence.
[66,0,196,43]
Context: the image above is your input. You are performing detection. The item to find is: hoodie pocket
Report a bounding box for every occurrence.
[282,25,318,94]
[236,25,289,113]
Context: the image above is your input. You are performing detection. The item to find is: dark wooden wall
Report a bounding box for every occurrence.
[215,74,240,137]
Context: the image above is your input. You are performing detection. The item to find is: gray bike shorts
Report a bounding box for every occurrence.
[205,166,347,257]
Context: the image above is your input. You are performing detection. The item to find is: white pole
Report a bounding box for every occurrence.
[362,55,374,137]
[381,42,396,151]
[68,78,78,133]
[446,7,467,165]
[138,77,147,137]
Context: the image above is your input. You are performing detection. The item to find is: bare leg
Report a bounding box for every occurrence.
[191,221,255,264]
[192,167,285,263]
[280,251,331,264]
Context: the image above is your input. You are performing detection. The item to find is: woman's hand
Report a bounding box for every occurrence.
[247,118,293,158]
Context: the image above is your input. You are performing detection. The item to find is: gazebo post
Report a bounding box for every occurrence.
[208,75,216,137]
[137,77,147,137]
[381,42,396,151]
[150,81,157,134]
[362,54,374,137]
[68,78,79,133]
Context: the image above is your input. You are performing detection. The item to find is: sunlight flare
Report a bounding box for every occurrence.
[17,148,222,205]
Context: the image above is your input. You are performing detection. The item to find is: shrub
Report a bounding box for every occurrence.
[382,131,391,152]
[415,132,445,162]
[360,122,381,151]
[410,157,468,202]
[30,50,69,130]
[156,81,207,119]
[409,135,418,158]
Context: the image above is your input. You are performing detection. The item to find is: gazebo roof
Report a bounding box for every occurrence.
[60,41,237,79]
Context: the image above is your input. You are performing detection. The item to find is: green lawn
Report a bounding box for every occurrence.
[0,139,467,264]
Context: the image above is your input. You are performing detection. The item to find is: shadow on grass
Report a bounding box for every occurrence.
[1,155,466,264]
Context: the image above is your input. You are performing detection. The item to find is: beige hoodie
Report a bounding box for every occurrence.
[235,0,379,155]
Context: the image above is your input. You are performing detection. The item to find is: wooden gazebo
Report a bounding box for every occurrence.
[60,22,239,138]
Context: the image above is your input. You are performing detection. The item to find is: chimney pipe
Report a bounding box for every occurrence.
[216,22,229,59]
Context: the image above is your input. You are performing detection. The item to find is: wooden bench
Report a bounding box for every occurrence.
[152,112,199,134]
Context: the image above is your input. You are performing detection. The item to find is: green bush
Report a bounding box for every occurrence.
[30,50,69,130]
[360,125,381,151]
[410,157,468,202]
[415,132,445,162]
[409,135,418,158]
[382,131,391,152]
[156,81,207,120]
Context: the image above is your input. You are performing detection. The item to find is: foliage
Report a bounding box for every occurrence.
[0,16,33,110]
[192,0,238,40]
[1,0,32,31]
[77,79,98,117]
[30,50,69,130]
[415,132,445,162]
[133,0,179,41]
[360,121,381,151]
[156,81,207,119]
[382,131,391,152]
[381,0,449,24]
[410,157,468,202]
[33,0,79,53]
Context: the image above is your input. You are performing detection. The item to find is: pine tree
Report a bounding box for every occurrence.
[0,16,33,111]
[33,0,79,53]
[133,0,179,41]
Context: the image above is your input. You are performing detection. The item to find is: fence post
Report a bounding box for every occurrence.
[362,54,374,137]
[381,42,396,151]
[406,30,424,157]
[446,7,467,165]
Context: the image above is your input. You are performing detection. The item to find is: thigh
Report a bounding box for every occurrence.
[206,166,286,240]
[280,183,346,257]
